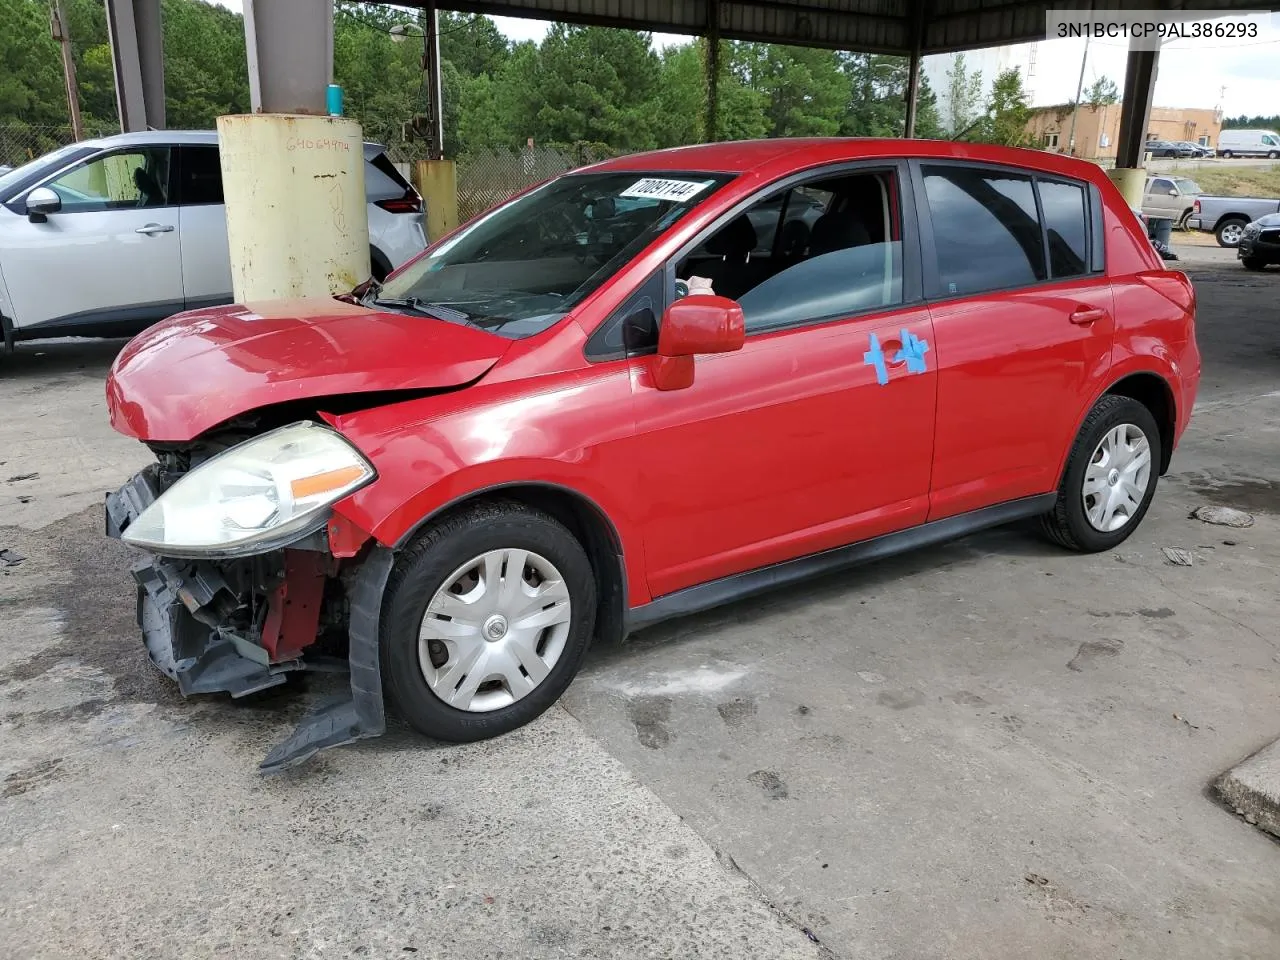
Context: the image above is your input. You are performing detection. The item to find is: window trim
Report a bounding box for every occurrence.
[661,158,923,339]
[909,158,1103,303]
[31,145,178,214]
[585,268,664,362]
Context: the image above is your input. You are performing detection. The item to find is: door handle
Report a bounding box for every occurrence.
[135,223,174,235]
[1069,306,1108,326]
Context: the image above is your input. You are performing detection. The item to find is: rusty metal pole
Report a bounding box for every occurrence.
[50,0,84,140]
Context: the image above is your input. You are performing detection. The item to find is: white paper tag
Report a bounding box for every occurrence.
[619,178,712,203]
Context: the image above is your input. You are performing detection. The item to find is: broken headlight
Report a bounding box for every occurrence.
[122,421,375,558]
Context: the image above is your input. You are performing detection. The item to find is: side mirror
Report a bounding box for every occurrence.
[1167,188,1179,197]
[651,295,745,391]
[25,186,61,223]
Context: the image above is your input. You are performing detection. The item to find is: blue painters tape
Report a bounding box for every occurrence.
[894,327,930,374]
[863,332,889,385]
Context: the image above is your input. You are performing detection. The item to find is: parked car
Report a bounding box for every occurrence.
[1141,175,1200,226]
[1238,213,1280,270]
[1144,140,1198,159]
[0,131,426,351]
[1216,129,1280,159]
[1187,195,1280,246]
[1176,141,1214,158]
[102,139,1199,771]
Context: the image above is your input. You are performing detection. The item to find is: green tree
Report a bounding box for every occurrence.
[944,52,983,136]
[733,42,847,137]
[972,67,1033,147]
[1085,76,1119,108]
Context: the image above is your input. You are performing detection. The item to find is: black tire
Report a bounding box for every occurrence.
[1242,256,1268,271]
[1176,208,1193,230]
[1221,150,1234,159]
[369,246,392,283]
[1268,151,1278,160]
[380,500,597,743]
[1215,217,1249,247]
[1037,395,1162,553]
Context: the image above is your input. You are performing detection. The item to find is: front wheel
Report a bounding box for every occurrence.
[1221,150,1234,159]
[1268,151,1278,160]
[1037,395,1162,553]
[380,502,597,743]
[1216,218,1248,247]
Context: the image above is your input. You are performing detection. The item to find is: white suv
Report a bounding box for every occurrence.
[0,130,427,350]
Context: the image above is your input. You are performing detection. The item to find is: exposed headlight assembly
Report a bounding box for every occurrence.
[123,421,375,558]
[1243,221,1261,236]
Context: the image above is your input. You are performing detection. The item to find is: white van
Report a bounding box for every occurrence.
[1216,129,1280,159]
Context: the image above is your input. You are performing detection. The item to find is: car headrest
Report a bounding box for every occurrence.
[778,218,811,257]
[810,213,871,256]
[705,214,757,258]
[133,166,161,203]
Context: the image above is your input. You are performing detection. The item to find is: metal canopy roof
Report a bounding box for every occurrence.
[425,0,1263,55]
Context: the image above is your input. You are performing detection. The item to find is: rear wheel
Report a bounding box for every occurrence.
[1242,256,1268,271]
[1221,150,1234,159]
[1037,395,1161,553]
[1216,217,1248,247]
[380,501,597,743]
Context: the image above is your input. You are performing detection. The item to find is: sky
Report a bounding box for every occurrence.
[212,2,1280,118]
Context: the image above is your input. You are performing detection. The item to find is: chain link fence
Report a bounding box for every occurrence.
[0,124,115,171]
[380,137,627,222]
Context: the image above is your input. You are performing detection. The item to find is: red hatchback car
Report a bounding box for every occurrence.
[105,139,1199,770]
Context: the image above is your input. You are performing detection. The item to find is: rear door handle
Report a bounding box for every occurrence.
[1069,306,1108,326]
[135,223,174,235]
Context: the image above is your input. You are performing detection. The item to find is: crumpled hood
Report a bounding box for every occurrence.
[107,298,511,442]
[1252,212,1280,228]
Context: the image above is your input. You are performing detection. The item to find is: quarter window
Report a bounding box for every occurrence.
[921,166,1045,296]
[1038,179,1089,279]
[44,148,171,212]
[176,146,224,205]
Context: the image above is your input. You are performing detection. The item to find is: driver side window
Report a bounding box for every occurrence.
[674,170,904,333]
[45,148,172,213]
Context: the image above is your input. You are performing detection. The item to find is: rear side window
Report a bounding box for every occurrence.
[176,146,223,205]
[366,150,413,202]
[1038,179,1088,279]
[921,166,1045,295]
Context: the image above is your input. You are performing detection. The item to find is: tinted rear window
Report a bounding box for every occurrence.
[1038,180,1088,279]
[366,151,413,201]
[921,165,1046,295]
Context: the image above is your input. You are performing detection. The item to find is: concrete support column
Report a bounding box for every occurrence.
[1109,36,1160,208]
[104,0,165,131]
[903,0,925,138]
[705,1,721,142]
[219,0,368,300]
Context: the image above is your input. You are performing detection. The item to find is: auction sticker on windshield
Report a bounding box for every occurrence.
[620,178,713,203]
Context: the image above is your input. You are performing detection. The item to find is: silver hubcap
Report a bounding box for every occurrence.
[1083,423,1152,532]
[418,549,572,712]
[1221,223,1244,245]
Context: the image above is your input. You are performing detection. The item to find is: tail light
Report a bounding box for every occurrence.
[375,192,422,214]
[1193,199,1201,213]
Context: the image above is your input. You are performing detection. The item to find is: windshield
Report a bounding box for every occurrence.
[371,170,733,338]
[1174,178,1201,194]
[0,142,96,203]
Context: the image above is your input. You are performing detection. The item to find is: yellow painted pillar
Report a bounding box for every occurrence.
[1107,167,1147,209]
[414,159,459,243]
[216,113,369,301]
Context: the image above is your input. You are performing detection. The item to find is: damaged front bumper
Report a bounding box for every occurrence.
[106,465,393,772]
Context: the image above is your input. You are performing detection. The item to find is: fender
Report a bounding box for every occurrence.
[1054,354,1181,485]
[325,367,652,605]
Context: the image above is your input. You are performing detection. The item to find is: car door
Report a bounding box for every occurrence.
[0,145,182,335]
[1143,177,1180,220]
[627,162,938,598]
[912,162,1115,521]
[174,144,234,310]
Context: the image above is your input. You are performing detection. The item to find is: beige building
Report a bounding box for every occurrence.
[1025,104,1223,159]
